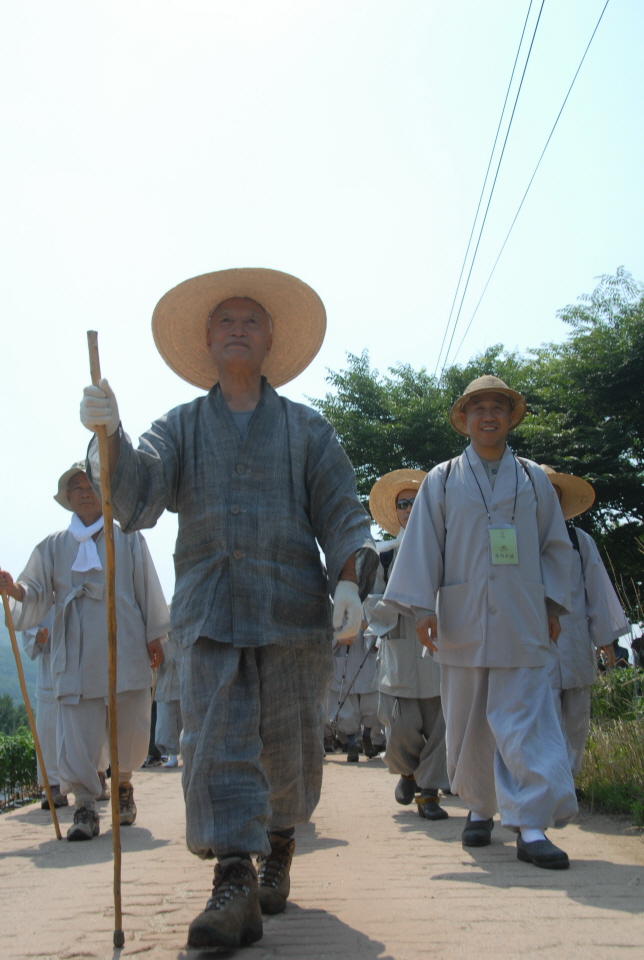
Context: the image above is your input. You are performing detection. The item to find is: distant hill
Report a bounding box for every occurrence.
[0,621,37,704]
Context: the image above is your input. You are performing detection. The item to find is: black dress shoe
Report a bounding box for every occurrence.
[517,834,570,870]
[416,794,449,820]
[346,744,360,763]
[461,812,494,846]
[394,776,417,804]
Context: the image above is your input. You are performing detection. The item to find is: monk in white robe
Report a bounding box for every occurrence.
[384,376,578,870]
[1,463,169,841]
[541,466,630,775]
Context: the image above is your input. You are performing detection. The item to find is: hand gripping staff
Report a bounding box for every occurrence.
[0,592,62,839]
[87,331,125,949]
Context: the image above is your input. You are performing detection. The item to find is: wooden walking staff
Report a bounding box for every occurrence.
[87,331,125,950]
[0,592,62,839]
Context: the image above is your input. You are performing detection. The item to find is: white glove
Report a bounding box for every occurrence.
[80,378,120,436]
[332,580,362,641]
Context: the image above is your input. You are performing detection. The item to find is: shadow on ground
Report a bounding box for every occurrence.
[294,819,348,856]
[174,903,393,959]
[432,844,644,914]
[0,824,171,867]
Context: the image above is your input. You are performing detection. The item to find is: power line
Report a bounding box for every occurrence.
[450,0,612,365]
[433,0,536,376]
[438,0,547,378]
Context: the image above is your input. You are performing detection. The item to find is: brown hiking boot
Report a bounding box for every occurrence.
[118,781,137,825]
[187,857,263,949]
[67,802,100,841]
[257,833,295,915]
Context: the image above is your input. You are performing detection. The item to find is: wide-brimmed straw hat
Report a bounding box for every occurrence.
[449,375,527,436]
[151,267,327,390]
[540,465,595,520]
[369,468,427,536]
[54,461,87,511]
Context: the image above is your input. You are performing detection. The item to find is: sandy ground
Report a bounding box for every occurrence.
[1,753,643,960]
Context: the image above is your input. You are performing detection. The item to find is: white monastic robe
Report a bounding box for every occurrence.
[10,525,170,701]
[383,445,572,666]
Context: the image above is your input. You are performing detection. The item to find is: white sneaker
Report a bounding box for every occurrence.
[163,754,178,768]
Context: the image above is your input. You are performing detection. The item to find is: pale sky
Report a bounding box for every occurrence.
[1,0,642,599]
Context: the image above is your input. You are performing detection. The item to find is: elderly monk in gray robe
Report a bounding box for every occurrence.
[79,268,376,952]
[365,469,449,820]
[0,462,169,841]
[383,376,578,870]
[540,465,630,776]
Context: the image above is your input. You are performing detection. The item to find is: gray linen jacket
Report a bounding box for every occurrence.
[90,380,373,649]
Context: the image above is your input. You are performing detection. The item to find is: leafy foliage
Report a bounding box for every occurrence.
[0,694,29,735]
[0,729,37,808]
[577,718,644,826]
[590,668,644,722]
[311,268,644,614]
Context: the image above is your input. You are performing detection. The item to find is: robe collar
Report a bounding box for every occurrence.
[464,443,517,512]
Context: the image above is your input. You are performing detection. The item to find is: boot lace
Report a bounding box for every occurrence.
[206,861,253,911]
[257,847,290,889]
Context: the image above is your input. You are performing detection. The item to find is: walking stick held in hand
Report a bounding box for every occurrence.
[87,331,125,949]
[0,593,62,839]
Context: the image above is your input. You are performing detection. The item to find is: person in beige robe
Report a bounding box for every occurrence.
[383,376,578,870]
[365,469,449,820]
[1,462,169,841]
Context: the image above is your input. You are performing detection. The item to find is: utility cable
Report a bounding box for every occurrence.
[450,0,612,364]
[439,0,547,377]
[433,0,536,376]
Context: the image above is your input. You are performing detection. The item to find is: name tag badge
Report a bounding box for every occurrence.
[489,524,519,565]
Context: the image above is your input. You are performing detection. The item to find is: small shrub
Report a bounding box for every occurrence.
[590,667,644,722]
[0,729,38,810]
[577,718,644,825]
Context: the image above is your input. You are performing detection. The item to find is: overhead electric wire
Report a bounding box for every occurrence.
[438,0,547,378]
[449,0,612,365]
[433,0,536,376]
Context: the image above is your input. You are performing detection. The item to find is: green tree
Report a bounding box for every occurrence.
[0,694,29,735]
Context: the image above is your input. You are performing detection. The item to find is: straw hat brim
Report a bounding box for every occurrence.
[449,386,527,436]
[152,268,326,390]
[54,462,87,511]
[369,469,427,536]
[541,467,595,520]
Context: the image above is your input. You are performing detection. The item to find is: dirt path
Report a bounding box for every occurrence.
[1,753,643,959]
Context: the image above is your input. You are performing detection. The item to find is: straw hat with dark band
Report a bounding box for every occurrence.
[54,461,87,511]
[449,375,527,436]
[540,465,595,520]
[151,267,327,390]
[369,468,427,536]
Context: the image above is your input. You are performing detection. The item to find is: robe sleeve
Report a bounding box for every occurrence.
[131,533,171,644]
[303,412,375,594]
[531,465,572,615]
[87,413,181,533]
[577,529,630,643]
[382,466,447,615]
[7,540,56,634]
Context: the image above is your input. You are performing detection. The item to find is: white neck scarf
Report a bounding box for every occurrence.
[69,513,104,572]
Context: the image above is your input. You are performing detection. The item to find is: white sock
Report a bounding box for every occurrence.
[520,827,546,843]
[470,811,490,822]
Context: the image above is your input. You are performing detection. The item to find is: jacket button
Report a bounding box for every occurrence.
[489,573,496,580]
[230,504,241,515]
[232,549,244,560]
[235,464,245,474]
[489,606,497,615]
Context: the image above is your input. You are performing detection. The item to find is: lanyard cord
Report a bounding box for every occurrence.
[465,450,519,522]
